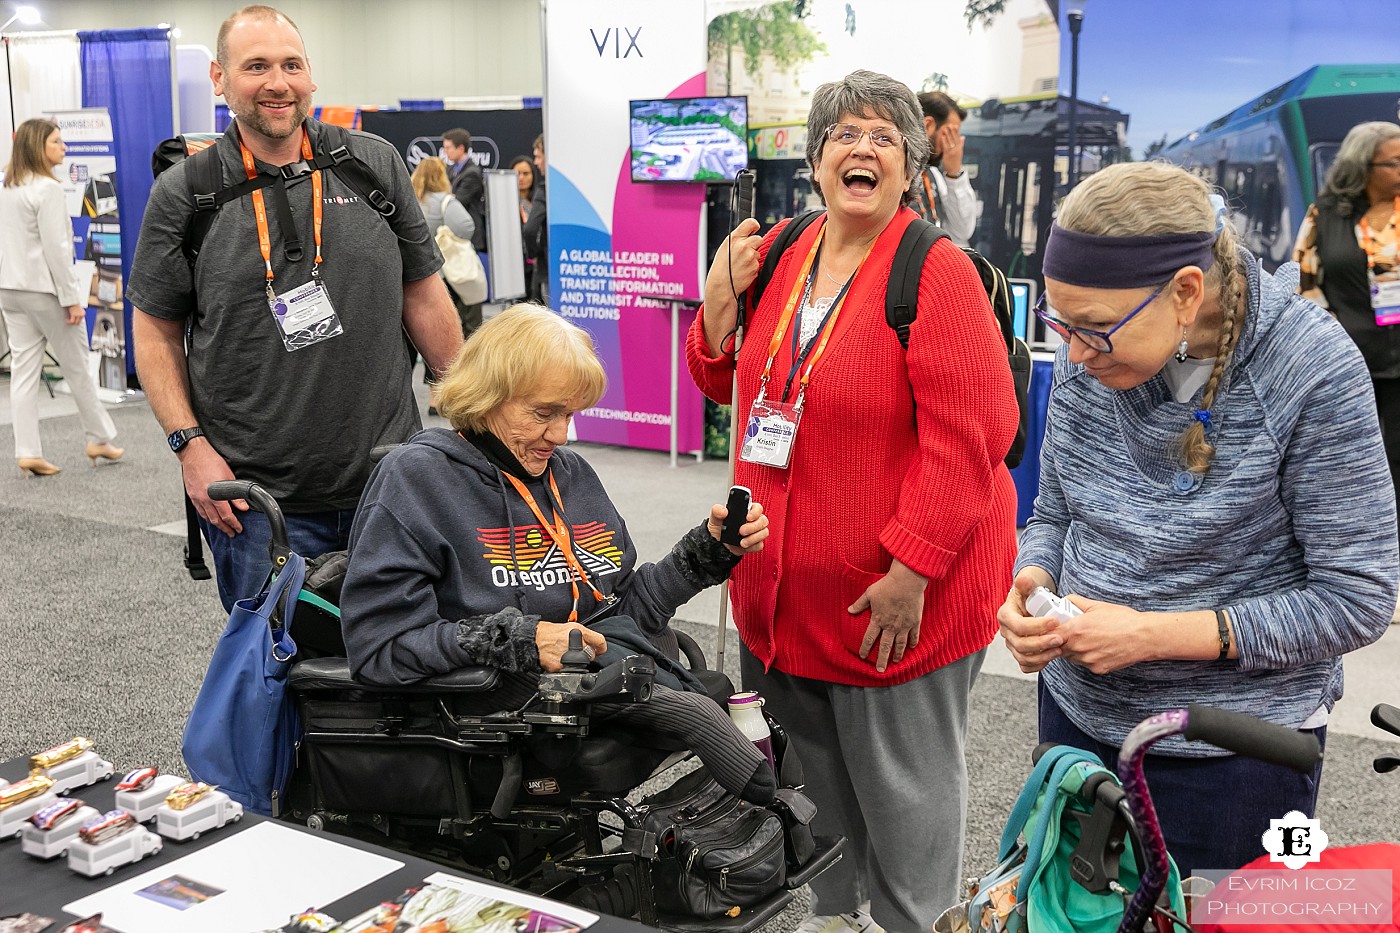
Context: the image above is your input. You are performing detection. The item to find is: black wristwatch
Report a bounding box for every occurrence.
[167,426,206,453]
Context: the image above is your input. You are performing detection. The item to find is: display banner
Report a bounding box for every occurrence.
[544,0,707,452]
[359,109,543,175]
[47,107,127,392]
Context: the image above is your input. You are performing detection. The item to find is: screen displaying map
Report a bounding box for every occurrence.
[629,96,749,183]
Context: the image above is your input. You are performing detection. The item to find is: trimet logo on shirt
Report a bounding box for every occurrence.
[323,195,361,205]
[1262,811,1329,870]
[479,522,623,591]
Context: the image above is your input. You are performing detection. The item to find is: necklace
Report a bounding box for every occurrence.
[822,264,853,287]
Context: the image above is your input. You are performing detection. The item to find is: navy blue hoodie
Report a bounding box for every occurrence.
[341,429,738,687]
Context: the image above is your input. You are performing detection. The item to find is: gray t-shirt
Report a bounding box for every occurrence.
[128,120,442,511]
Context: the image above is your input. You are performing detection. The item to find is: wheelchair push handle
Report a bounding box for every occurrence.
[1183,704,1320,773]
[207,480,292,568]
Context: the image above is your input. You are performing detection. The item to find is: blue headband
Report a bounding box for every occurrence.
[1043,225,1217,289]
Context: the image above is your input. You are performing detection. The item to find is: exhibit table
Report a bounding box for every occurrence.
[0,755,652,932]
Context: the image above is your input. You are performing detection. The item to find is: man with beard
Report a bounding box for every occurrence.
[913,91,978,247]
[129,4,462,611]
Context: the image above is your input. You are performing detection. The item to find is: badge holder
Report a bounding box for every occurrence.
[739,389,803,470]
[1372,271,1400,327]
[268,272,344,352]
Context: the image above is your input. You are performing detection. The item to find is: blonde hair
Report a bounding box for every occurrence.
[4,119,60,188]
[1057,162,1245,474]
[437,303,607,433]
[412,157,450,203]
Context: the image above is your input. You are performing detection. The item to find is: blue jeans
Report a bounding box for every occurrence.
[1038,679,1324,877]
[200,508,356,613]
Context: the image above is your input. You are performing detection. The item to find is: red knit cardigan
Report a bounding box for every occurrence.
[687,207,1019,686]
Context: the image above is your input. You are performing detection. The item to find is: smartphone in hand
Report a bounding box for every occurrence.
[721,485,752,547]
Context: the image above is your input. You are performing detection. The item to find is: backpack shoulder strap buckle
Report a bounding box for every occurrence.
[279,159,312,180]
[366,189,397,217]
[193,192,217,212]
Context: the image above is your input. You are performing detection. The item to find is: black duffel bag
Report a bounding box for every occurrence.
[641,767,787,918]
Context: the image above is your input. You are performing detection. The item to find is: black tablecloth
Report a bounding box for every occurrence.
[0,756,651,932]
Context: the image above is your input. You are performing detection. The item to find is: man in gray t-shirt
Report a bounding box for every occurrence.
[129,5,462,611]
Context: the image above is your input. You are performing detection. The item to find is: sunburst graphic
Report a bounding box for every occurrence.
[479,522,624,574]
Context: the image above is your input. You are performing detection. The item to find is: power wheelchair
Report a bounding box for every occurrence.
[207,480,844,932]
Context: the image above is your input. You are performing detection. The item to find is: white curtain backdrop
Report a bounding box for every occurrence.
[1,30,83,168]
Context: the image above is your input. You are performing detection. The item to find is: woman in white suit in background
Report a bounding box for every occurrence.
[0,118,122,476]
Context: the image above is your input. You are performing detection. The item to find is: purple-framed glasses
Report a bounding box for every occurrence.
[1032,282,1170,354]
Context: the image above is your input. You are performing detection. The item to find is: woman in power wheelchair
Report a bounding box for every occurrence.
[277,304,840,928]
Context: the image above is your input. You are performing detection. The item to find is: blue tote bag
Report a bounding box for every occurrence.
[182,553,306,815]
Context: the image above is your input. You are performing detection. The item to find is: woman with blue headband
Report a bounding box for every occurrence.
[999,161,1398,875]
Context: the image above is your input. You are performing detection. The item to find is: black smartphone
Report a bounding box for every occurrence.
[720,485,752,547]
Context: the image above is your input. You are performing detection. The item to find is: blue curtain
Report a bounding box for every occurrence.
[79,28,174,378]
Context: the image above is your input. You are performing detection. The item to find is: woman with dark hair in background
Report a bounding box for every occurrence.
[523,135,549,304]
[1294,121,1400,538]
[510,155,540,302]
[0,118,122,476]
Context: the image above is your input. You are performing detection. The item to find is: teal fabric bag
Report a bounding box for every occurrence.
[953,746,1187,933]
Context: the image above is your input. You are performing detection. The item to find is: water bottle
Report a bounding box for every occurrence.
[1025,586,1083,622]
[727,691,776,773]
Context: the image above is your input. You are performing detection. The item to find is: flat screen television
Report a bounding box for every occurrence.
[629,96,749,183]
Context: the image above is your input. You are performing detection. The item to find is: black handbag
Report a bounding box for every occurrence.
[641,768,787,918]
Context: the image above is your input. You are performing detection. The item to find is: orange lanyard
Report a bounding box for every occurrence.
[757,225,873,407]
[519,200,529,224]
[1359,197,1400,272]
[501,468,608,623]
[238,128,324,298]
[921,173,939,223]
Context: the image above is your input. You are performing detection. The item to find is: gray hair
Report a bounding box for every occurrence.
[1320,121,1400,213]
[805,70,929,204]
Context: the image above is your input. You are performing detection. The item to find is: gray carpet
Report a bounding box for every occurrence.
[3,400,1400,929]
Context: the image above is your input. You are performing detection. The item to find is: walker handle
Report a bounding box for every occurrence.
[1183,704,1320,773]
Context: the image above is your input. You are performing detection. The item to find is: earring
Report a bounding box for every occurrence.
[1174,332,1189,363]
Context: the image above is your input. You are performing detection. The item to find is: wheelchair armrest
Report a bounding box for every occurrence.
[288,657,499,693]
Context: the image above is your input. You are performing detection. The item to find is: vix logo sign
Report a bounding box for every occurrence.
[589,26,643,58]
[1262,811,1329,870]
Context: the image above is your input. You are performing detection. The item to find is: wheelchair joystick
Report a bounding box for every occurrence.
[561,629,594,672]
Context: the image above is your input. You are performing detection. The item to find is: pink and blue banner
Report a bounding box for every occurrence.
[544,0,707,453]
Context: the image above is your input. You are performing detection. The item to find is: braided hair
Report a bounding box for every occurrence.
[1056,161,1246,474]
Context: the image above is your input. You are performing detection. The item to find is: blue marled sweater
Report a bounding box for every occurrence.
[1016,253,1399,756]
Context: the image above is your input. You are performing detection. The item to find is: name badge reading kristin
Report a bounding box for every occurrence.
[739,399,802,469]
[269,279,344,351]
[1372,272,1400,327]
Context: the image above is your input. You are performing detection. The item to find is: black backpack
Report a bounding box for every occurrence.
[150,124,406,580]
[750,210,1031,468]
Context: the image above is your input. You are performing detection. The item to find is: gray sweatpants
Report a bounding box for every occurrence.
[741,645,985,933]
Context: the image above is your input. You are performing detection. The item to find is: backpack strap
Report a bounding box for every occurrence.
[886,218,949,350]
[749,209,824,324]
[996,744,1101,861]
[182,492,211,581]
[180,123,408,266]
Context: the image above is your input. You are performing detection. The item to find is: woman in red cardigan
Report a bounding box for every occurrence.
[687,70,1018,933]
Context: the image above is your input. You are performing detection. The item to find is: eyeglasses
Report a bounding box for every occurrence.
[1371,160,1400,171]
[1033,282,1170,354]
[823,123,904,149]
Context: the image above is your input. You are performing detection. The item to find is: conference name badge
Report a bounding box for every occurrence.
[740,399,801,469]
[1371,273,1400,327]
[269,279,344,351]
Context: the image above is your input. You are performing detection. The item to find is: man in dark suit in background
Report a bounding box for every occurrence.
[442,127,486,252]
[442,126,486,329]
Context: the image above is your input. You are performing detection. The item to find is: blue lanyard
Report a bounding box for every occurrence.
[781,241,856,401]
